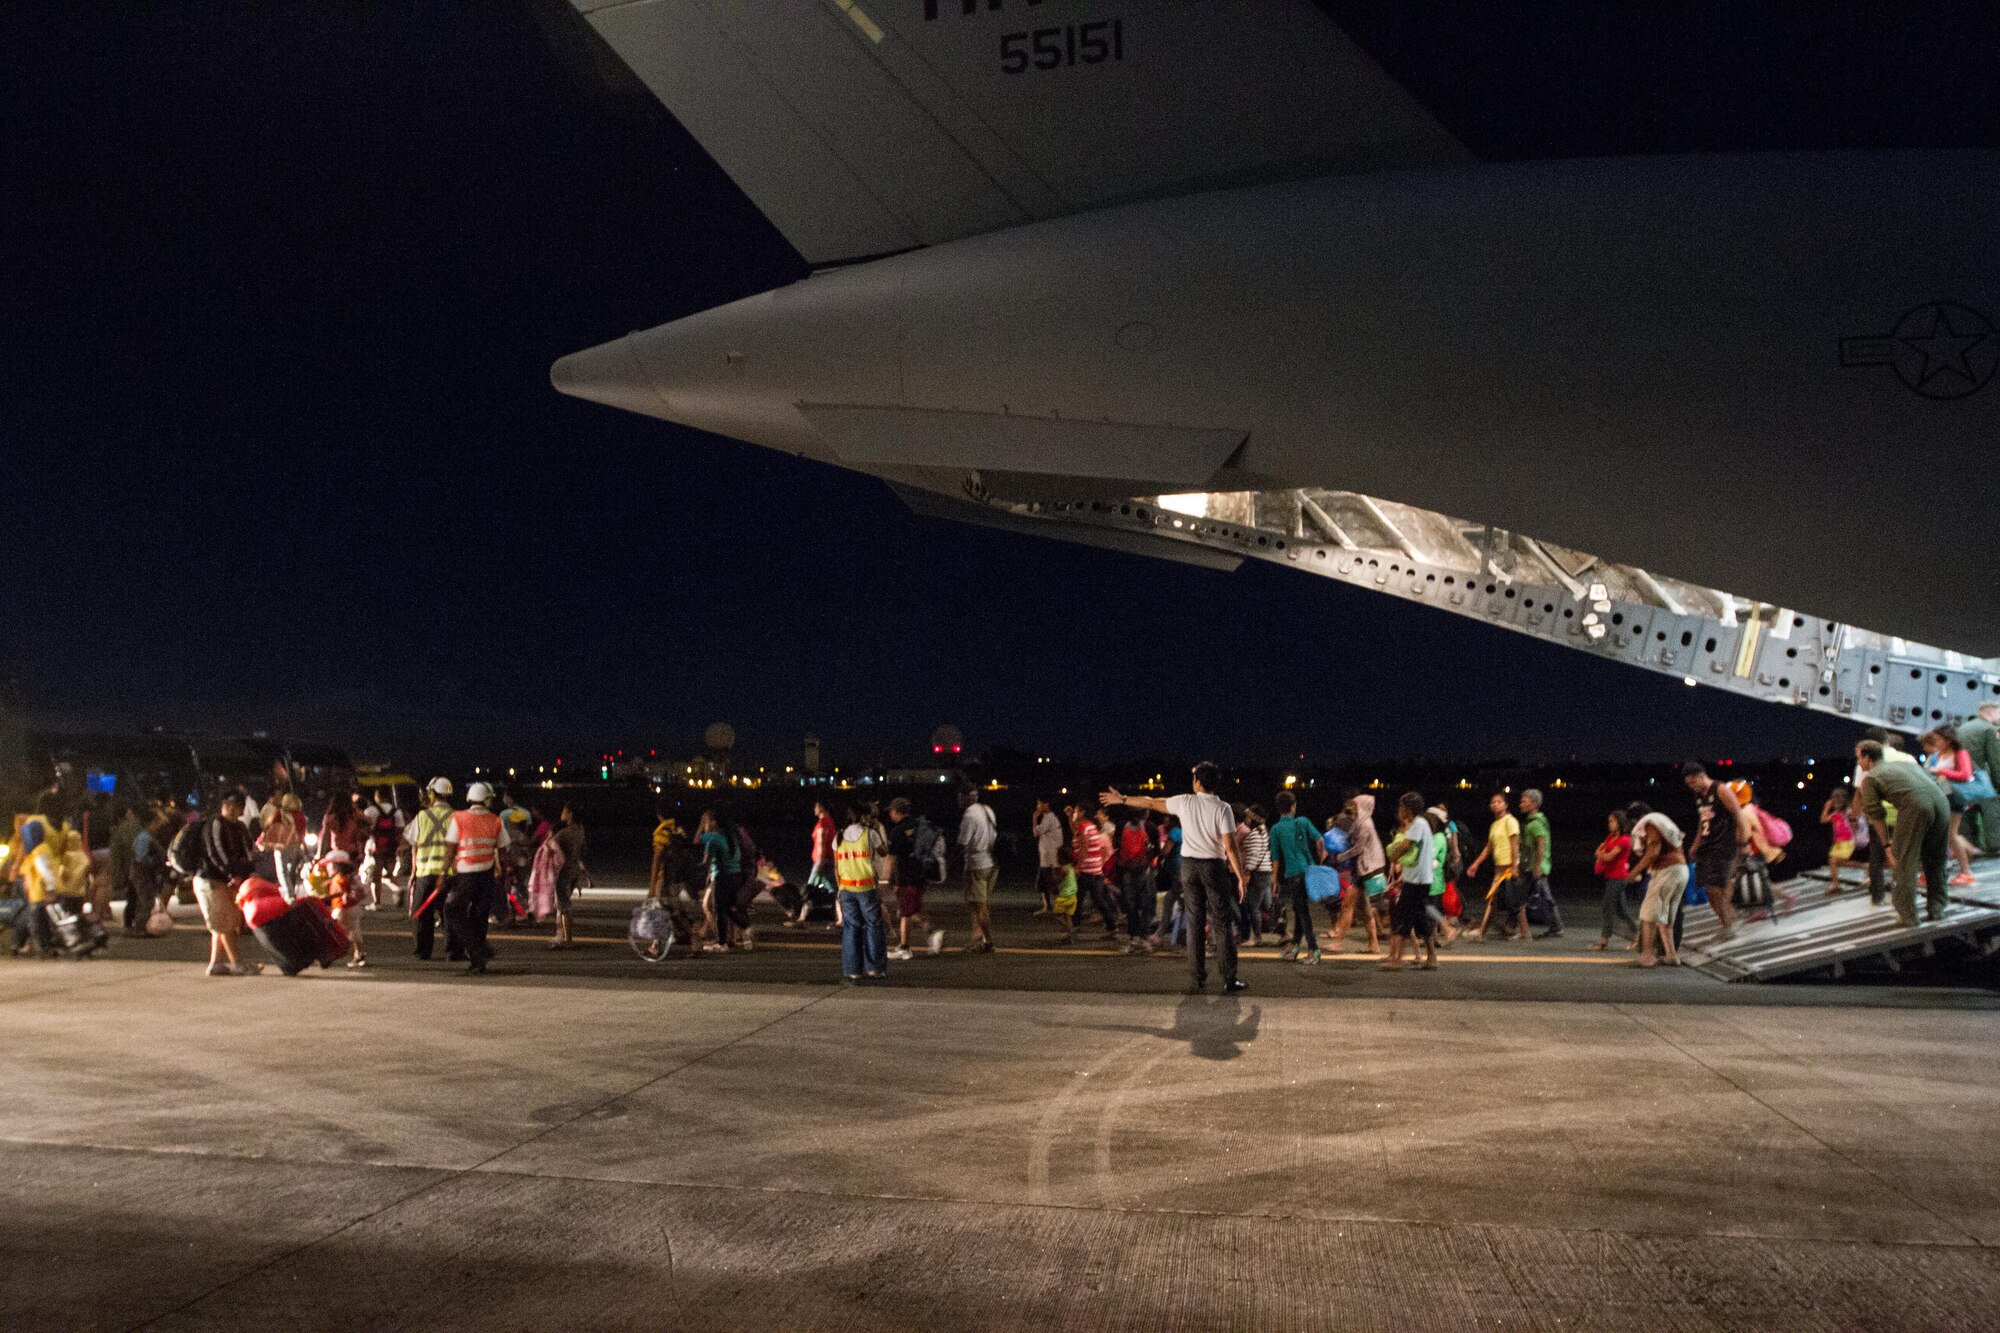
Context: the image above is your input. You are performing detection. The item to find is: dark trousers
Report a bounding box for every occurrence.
[1158,862,1183,940]
[1866,835,1889,904]
[1121,866,1154,937]
[1890,809,1951,925]
[444,869,495,964]
[123,866,158,930]
[1182,857,1239,988]
[712,870,749,946]
[1599,876,1637,939]
[1079,872,1117,933]
[1238,869,1273,941]
[410,874,446,959]
[1281,873,1317,950]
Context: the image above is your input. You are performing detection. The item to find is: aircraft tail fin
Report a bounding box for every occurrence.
[570,0,1468,266]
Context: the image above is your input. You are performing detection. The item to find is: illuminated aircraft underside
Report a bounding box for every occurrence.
[904,480,2000,733]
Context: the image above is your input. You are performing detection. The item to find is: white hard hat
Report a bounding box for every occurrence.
[465,781,494,805]
[426,777,454,797]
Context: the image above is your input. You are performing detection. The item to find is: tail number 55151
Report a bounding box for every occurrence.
[1000,20,1124,74]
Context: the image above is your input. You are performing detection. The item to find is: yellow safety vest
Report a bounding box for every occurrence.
[409,804,455,877]
[833,832,876,892]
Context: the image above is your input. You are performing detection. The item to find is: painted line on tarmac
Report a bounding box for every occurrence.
[325,923,1629,966]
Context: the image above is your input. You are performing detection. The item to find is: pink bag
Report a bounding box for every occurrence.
[527,838,565,921]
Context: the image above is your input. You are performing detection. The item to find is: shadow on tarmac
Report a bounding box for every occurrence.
[1079,994,1263,1061]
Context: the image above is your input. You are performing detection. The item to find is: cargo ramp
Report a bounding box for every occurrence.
[1679,859,2000,982]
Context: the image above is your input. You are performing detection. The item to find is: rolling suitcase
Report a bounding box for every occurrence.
[253,903,321,976]
[291,894,353,967]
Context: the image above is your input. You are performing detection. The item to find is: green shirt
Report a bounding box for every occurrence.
[1268,814,1320,877]
[1861,762,1949,827]
[1431,826,1450,896]
[1522,811,1552,877]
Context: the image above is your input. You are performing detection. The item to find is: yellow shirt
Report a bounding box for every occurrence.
[1487,814,1521,870]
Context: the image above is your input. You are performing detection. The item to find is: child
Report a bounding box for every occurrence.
[1050,864,1079,944]
[1821,787,1856,895]
[313,850,368,969]
[1591,810,1636,950]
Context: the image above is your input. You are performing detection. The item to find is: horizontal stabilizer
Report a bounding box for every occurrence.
[800,404,1245,490]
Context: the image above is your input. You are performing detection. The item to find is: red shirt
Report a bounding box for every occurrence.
[1594,834,1633,881]
[810,814,837,863]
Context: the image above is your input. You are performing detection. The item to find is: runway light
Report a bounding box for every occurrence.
[1283,774,1297,788]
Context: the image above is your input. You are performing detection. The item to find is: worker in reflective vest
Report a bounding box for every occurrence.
[402,778,456,962]
[833,809,887,981]
[443,781,510,974]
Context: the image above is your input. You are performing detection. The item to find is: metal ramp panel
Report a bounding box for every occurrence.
[1679,862,2000,982]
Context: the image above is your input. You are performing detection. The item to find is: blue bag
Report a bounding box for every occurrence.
[1304,865,1343,903]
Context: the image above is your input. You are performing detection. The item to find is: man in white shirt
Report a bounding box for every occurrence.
[1103,762,1247,994]
[958,789,999,953]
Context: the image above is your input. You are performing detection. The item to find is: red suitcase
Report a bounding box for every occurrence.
[291,894,352,966]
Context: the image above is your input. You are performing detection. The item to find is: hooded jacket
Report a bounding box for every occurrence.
[1348,795,1386,879]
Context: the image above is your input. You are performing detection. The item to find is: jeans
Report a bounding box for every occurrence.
[839,889,886,976]
[1238,869,1273,940]
[1121,865,1154,937]
[1281,873,1316,950]
[1157,859,1182,939]
[1183,858,1239,989]
[444,868,495,964]
[1599,875,1637,939]
[1078,872,1117,933]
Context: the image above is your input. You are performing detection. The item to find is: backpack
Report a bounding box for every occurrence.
[168,819,208,878]
[1118,824,1150,869]
[1754,806,1793,849]
[910,817,947,883]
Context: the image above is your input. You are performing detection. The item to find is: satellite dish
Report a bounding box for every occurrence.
[704,723,736,752]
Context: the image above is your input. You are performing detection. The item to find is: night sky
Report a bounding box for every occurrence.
[7,4,1995,769]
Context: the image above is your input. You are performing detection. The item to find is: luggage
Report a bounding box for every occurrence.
[253,900,322,975]
[45,899,108,957]
[1525,878,1558,928]
[290,894,352,965]
[1304,865,1343,902]
[235,877,289,930]
[146,901,176,936]
[1734,854,1775,915]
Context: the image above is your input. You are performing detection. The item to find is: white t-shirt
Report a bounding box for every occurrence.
[1033,812,1063,868]
[1168,792,1237,861]
[1634,811,1683,851]
[958,801,997,870]
[1401,816,1433,886]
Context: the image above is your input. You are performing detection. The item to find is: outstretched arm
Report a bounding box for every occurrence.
[1100,788,1168,814]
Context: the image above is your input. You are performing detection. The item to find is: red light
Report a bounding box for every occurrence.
[952,745,961,753]
[933,745,942,753]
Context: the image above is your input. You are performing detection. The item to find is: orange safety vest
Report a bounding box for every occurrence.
[833,830,876,892]
[451,808,502,872]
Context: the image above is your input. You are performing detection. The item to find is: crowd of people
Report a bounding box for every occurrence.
[4,776,590,976]
[645,710,2000,987]
[7,703,1995,985]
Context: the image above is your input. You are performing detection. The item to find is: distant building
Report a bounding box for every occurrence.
[803,733,822,776]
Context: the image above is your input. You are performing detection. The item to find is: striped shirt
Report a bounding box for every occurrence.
[1073,822,1110,876]
[1239,824,1271,873]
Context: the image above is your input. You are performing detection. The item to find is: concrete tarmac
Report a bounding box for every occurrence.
[7,890,2000,1329]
